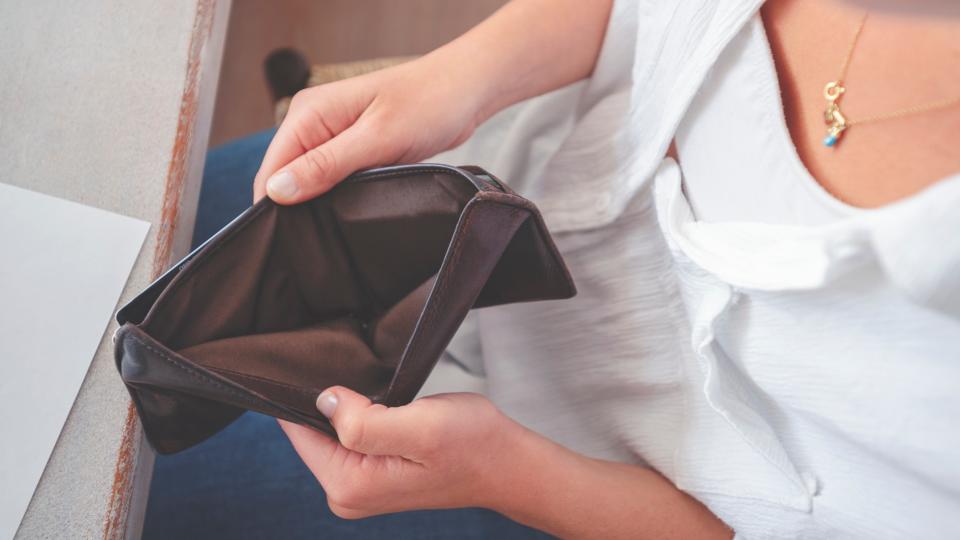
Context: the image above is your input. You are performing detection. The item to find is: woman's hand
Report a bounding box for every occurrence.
[277,387,528,518]
[280,386,732,539]
[253,0,615,204]
[253,59,484,204]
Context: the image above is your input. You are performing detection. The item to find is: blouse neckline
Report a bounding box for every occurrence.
[753,14,958,217]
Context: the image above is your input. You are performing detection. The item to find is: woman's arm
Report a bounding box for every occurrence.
[280,388,732,539]
[253,0,613,203]
[440,0,615,123]
[498,427,733,539]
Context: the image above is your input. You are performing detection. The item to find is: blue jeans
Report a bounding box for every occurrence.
[142,130,552,540]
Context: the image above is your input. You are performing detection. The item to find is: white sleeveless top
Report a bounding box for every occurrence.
[433,1,960,538]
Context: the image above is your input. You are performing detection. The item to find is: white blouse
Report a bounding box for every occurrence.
[433,1,960,538]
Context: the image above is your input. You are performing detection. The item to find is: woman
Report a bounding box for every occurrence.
[253,0,960,537]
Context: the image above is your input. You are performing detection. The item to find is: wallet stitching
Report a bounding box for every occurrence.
[126,334,264,408]
[384,206,475,397]
[488,197,563,280]
[405,203,520,378]
[204,366,320,398]
[352,167,486,189]
[489,196,571,296]
[389,202,524,397]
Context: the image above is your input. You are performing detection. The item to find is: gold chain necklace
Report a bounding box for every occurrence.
[823,14,960,148]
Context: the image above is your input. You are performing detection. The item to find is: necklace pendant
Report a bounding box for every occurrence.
[823,110,847,147]
[823,123,846,147]
[823,81,845,103]
[823,82,848,148]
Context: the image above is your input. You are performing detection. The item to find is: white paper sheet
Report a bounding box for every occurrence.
[0,183,149,539]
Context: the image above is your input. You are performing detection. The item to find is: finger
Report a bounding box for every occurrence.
[277,419,340,473]
[253,124,306,202]
[252,118,331,202]
[317,386,425,457]
[252,88,347,201]
[262,122,386,205]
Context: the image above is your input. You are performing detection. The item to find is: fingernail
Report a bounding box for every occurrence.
[266,170,298,200]
[316,391,338,418]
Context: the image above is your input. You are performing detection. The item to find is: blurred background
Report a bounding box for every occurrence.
[212,0,506,146]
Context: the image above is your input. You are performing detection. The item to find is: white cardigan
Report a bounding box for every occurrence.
[433,0,960,537]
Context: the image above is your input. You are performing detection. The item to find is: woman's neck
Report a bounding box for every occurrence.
[761,0,960,208]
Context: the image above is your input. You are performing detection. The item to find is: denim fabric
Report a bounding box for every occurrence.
[143,130,551,540]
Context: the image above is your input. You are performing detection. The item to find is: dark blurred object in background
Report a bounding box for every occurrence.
[264,48,310,103]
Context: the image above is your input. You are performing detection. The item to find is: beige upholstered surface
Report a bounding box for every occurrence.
[273,56,415,124]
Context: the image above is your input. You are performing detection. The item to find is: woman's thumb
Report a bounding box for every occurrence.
[316,386,422,456]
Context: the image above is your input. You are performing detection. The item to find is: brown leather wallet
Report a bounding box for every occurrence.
[114,164,575,454]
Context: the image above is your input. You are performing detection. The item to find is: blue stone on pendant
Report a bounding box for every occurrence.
[823,134,837,147]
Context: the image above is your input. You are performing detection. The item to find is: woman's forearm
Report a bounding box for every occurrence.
[488,426,734,540]
[280,387,731,537]
[423,0,614,124]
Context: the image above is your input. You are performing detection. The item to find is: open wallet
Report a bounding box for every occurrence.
[113,164,576,454]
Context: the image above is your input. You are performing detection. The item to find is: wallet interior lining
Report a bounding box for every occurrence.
[140,172,478,416]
